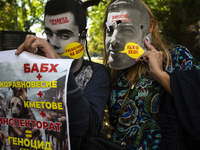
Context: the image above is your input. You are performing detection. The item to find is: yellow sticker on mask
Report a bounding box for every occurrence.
[60,42,84,59]
[119,42,144,59]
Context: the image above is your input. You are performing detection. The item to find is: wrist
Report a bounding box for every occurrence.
[156,71,172,95]
[154,70,168,83]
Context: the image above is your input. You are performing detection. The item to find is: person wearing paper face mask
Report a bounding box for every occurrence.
[105,2,151,70]
[16,0,110,144]
[44,13,80,57]
[17,0,86,72]
[103,0,200,149]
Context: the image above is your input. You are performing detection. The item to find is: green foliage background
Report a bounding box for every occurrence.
[0,0,47,32]
[87,0,110,56]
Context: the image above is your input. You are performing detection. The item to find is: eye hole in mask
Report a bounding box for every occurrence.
[140,24,144,30]
[106,20,122,36]
[116,20,122,25]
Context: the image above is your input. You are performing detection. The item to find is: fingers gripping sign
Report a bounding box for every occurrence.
[16,35,41,54]
[135,40,164,79]
[16,34,60,59]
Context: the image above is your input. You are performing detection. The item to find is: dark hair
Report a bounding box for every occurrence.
[44,0,86,34]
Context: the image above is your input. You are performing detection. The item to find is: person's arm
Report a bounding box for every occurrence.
[135,40,172,95]
[67,64,110,136]
[16,34,60,59]
[153,71,172,95]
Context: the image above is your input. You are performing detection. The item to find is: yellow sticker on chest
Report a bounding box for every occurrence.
[60,42,84,59]
[119,42,144,59]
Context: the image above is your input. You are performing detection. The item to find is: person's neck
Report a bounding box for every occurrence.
[71,57,84,73]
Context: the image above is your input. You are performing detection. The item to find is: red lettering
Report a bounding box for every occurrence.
[127,45,135,49]
[128,50,138,54]
[65,17,68,21]
[0,117,2,124]
[112,14,129,22]
[70,52,75,56]
[55,123,62,132]
[76,47,83,54]
[24,63,58,73]
[31,63,39,73]
[49,19,54,24]
[14,118,19,126]
[40,63,49,72]
[25,120,31,128]
[76,50,79,54]
[24,64,30,73]
[49,17,69,25]
[9,118,13,126]
[3,118,8,125]
[49,64,59,72]
[49,122,56,131]
[36,121,42,129]
[43,121,49,129]
[19,119,25,127]
[30,120,36,128]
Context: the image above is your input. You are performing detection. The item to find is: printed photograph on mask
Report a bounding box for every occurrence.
[105,0,151,70]
[44,13,81,58]
[43,0,86,60]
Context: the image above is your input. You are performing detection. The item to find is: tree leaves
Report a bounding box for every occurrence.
[87,0,110,55]
[0,0,47,32]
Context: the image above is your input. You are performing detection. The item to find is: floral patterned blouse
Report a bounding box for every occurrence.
[108,45,200,150]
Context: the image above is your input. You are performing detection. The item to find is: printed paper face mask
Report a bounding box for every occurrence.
[44,12,80,58]
[105,0,151,70]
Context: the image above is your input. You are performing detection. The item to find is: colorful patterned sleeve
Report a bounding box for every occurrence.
[171,45,200,71]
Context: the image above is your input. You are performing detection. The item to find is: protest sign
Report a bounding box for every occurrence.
[0,50,73,150]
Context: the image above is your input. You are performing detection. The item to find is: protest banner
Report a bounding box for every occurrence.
[0,50,73,150]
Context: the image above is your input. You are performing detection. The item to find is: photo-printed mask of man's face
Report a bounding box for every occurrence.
[44,12,80,58]
[105,0,151,70]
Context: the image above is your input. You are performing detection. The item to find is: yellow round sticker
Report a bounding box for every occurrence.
[119,42,144,59]
[60,42,84,59]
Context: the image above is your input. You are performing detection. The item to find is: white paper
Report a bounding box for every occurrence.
[0,50,73,150]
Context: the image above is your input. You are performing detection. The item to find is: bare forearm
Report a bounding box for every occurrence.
[155,71,172,95]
